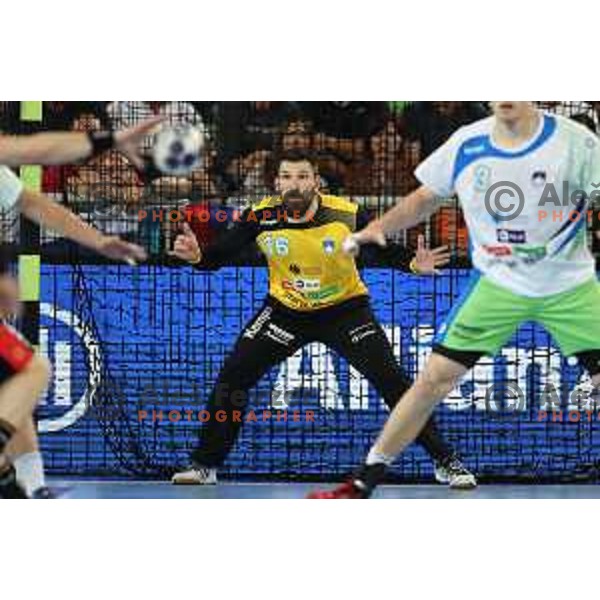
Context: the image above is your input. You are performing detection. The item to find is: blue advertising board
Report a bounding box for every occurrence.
[37,265,600,482]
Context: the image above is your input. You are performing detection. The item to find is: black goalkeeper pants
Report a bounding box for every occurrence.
[191,295,454,468]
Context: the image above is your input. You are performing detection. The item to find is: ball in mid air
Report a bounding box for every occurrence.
[152,124,204,176]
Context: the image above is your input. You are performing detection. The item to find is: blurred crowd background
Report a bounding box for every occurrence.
[1,101,599,265]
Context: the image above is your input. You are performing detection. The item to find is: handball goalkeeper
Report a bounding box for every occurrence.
[170,149,476,489]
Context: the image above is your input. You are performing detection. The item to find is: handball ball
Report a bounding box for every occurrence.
[152,124,204,176]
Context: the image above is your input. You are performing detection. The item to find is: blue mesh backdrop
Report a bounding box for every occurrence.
[37,264,600,482]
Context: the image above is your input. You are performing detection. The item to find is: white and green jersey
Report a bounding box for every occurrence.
[415,112,600,297]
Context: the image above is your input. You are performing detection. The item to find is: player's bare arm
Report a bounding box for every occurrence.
[17,189,147,264]
[345,185,440,253]
[0,116,163,169]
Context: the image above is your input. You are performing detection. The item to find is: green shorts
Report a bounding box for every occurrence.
[435,275,600,358]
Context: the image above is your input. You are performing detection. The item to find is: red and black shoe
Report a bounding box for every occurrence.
[307,464,387,499]
[307,481,366,499]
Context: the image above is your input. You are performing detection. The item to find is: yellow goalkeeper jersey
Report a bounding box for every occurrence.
[251,194,367,311]
[198,194,412,312]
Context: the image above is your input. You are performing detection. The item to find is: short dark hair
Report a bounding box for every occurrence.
[276,148,318,170]
[265,149,319,184]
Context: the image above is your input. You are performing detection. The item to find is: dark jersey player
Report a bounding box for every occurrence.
[169,149,476,489]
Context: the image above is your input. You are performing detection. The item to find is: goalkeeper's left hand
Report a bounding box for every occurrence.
[411,235,451,274]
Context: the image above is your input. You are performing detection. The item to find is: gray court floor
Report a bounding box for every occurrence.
[50,480,600,499]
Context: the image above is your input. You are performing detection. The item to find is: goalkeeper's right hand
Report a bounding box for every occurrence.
[169,223,202,264]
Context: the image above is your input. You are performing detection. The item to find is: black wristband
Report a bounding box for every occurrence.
[88,130,115,158]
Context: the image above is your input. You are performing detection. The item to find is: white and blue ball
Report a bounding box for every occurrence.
[152,125,204,176]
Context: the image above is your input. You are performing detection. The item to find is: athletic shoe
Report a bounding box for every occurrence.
[307,482,366,499]
[435,456,477,490]
[307,464,387,499]
[32,487,58,499]
[171,466,217,485]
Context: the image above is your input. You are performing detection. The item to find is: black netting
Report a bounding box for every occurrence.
[2,101,600,483]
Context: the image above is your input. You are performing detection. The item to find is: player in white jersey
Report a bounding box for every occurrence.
[308,101,600,498]
[0,117,160,498]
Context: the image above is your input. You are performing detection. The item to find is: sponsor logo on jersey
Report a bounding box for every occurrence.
[282,278,321,292]
[483,243,546,263]
[483,244,513,257]
[304,284,341,301]
[513,245,547,264]
[288,264,322,277]
[497,229,527,244]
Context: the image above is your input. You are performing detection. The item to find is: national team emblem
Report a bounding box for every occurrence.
[322,238,336,255]
[531,170,547,186]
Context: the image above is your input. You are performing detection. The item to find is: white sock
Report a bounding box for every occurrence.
[14,451,46,495]
[366,448,395,467]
